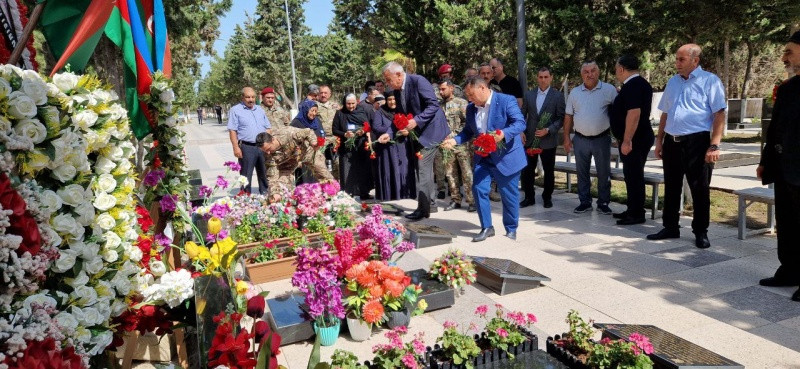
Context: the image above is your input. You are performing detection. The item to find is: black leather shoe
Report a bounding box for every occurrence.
[617,216,646,226]
[760,277,800,287]
[695,232,710,249]
[612,211,628,219]
[437,190,446,199]
[467,204,477,212]
[646,228,680,240]
[505,231,517,240]
[405,210,428,221]
[519,198,535,208]
[444,202,461,211]
[472,227,495,242]
[543,199,553,208]
[793,288,800,302]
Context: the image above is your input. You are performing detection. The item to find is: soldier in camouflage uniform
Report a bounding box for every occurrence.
[261,87,291,130]
[316,85,341,179]
[256,127,333,199]
[438,80,475,212]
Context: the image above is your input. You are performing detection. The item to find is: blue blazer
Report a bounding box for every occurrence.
[394,73,450,148]
[455,92,527,176]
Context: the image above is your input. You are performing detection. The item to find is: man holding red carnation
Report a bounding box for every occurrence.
[442,76,527,241]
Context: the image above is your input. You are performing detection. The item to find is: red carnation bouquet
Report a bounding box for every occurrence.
[474,130,505,157]
[526,112,550,156]
[393,113,418,141]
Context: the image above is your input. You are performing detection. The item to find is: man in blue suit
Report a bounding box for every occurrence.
[383,62,451,220]
[442,76,527,241]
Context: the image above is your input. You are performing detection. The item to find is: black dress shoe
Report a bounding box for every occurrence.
[437,190,446,199]
[467,204,477,212]
[759,277,800,287]
[444,202,461,211]
[694,232,710,249]
[616,216,646,226]
[505,231,516,240]
[472,227,495,242]
[646,228,680,240]
[793,288,800,302]
[543,199,553,208]
[405,210,428,221]
[612,211,628,219]
[519,198,535,208]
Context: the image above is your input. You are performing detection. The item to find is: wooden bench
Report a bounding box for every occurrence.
[733,187,775,240]
[553,160,665,219]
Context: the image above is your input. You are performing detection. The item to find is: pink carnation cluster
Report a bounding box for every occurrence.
[293,183,326,217]
[628,332,654,355]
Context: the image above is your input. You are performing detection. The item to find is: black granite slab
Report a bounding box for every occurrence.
[470,256,550,295]
[188,169,203,185]
[407,223,455,248]
[594,323,744,369]
[407,269,455,312]
[266,292,314,346]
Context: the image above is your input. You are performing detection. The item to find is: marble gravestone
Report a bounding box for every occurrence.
[406,269,455,312]
[594,323,744,369]
[470,256,551,295]
[266,292,314,346]
[406,223,455,248]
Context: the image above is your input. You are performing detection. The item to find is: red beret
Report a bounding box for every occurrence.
[438,64,453,75]
[261,87,275,95]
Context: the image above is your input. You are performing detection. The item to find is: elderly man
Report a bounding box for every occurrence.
[610,55,655,225]
[257,128,333,197]
[317,84,341,178]
[490,58,524,107]
[261,87,290,130]
[442,76,526,241]
[758,31,800,301]
[228,87,272,194]
[382,61,451,220]
[647,44,726,249]
[563,61,618,215]
[438,80,475,212]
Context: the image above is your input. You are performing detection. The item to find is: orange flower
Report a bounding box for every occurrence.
[385,267,405,282]
[369,284,384,299]
[383,279,405,298]
[357,270,378,287]
[367,260,387,274]
[346,262,367,281]
[363,299,384,324]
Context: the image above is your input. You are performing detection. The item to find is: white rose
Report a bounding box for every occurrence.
[128,247,143,262]
[165,102,173,114]
[40,190,63,213]
[22,293,57,311]
[83,129,103,150]
[159,88,175,103]
[118,141,135,158]
[13,118,47,144]
[7,91,37,119]
[96,213,115,230]
[73,286,98,307]
[117,158,132,173]
[149,260,166,277]
[101,249,118,263]
[52,163,77,182]
[88,331,114,356]
[73,326,92,344]
[95,280,114,299]
[0,77,11,99]
[66,271,89,289]
[74,202,95,226]
[96,173,117,193]
[0,115,11,134]
[92,90,112,104]
[78,306,102,326]
[21,78,48,106]
[53,72,80,93]
[72,110,99,131]
[104,231,121,249]
[81,242,100,260]
[54,312,79,331]
[111,299,128,316]
[109,146,124,162]
[53,249,78,272]
[94,156,116,174]
[57,184,86,207]
[109,104,126,120]
[93,192,117,211]
[52,213,80,236]
[83,256,104,275]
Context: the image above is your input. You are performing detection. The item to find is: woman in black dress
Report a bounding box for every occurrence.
[371,94,416,200]
[332,94,372,199]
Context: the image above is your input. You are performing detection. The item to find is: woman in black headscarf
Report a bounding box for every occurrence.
[333,94,373,198]
[372,93,416,200]
[291,100,325,184]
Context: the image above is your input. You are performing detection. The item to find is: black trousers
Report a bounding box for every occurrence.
[521,148,556,201]
[621,141,653,219]
[239,144,269,194]
[774,178,800,282]
[661,132,712,233]
[415,146,437,212]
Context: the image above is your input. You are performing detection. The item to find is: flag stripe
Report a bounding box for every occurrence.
[46,0,115,75]
[125,0,154,74]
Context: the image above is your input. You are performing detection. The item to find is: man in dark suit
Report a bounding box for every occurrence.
[382,62,451,220]
[610,55,655,225]
[442,76,527,241]
[757,30,800,301]
[520,67,565,208]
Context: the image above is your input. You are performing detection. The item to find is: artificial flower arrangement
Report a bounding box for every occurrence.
[525,112,551,156]
[0,66,145,366]
[474,129,505,157]
[428,249,477,291]
[550,310,654,369]
[356,204,415,264]
[290,244,345,345]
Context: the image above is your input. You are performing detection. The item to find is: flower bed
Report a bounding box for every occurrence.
[429,328,539,369]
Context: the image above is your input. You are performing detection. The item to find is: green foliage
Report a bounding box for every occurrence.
[484,315,526,359]
[566,309,595,354]
[329,349,367,369]
[437,325,480,369]
[587,339,654,369]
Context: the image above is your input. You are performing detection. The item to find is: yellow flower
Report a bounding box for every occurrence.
[197,246,210,260]
[185,241,200,259]
[236,280,249,295]
[207,217,222,235]
[417,299,428,312]
[216,236,237,255]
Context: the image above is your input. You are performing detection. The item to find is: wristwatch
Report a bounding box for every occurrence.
[708,144,719,151]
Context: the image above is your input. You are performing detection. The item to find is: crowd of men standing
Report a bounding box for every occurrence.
[221,33,800,302]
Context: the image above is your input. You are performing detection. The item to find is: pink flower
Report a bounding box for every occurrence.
[412,338,426,355]
[401,353,418,369]
[443,321,458,329]
[526,313,538,324]
[599,337,612,345]
[628,332,654,355]
[496,328,509,338]
[475,305,488,316]
[224,161,241,171]
[507,311,525,326]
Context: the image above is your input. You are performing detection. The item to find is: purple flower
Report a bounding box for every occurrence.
[198,185,212,198]
[209,202,231,219]
[159,194,177,212]
[144,170,165,186]
[218,229,228,239]
[321,181,340,196]
[216,176,229,189]
[224,161,242,172]
[155,233,172,247]
[290,244,344,322]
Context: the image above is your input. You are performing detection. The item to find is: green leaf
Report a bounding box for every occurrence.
[307,333,321,369]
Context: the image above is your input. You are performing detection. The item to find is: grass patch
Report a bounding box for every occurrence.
[721,133,762,144]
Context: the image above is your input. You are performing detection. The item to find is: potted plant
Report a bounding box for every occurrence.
[291,245,345,346]
[428,249,476,296]
[368,326,428,369]
[434,321,481,369]
[330,349,368,369]
[474,304,538,359]
[343,261,387,341]
[546,310,654,369]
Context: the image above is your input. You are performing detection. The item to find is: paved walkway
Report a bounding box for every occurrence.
[176,117,798,369]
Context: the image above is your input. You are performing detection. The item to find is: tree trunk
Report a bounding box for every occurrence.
[723,38,730,97]
[741,40,755,98]
[88,36,125,101]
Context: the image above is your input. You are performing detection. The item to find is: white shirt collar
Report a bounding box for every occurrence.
[479,91,494,109]
[401,73,407,90]
[580,81,603,91]
[538,87,550,95]
[623,73,640,85]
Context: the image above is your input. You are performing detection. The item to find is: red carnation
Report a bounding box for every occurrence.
[370,152,377,160]
[136,205,154,233]
[474,133,498,157]
[393,113,409,130]
[316,136,326,148]
[526,148,543,156]
[363,121,371,133]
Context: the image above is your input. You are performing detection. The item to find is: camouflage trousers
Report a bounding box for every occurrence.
[436,144,474,205]
[269,149,333,196]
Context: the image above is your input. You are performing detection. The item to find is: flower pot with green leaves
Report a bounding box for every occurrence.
[290,245,345,346]
[343,261,388,341]
[367,326,428,369]
[383,277,426,329]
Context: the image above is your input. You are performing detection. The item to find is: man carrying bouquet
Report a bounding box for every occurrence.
[256,128,334,199]
[520,67,565,209]
[442,76,527,241]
